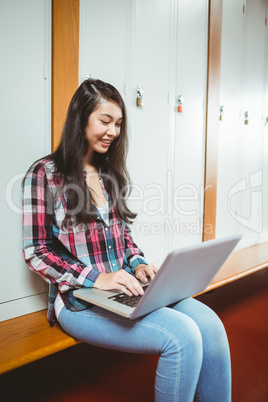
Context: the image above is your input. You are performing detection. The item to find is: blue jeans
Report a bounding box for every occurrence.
[58,297,231,401]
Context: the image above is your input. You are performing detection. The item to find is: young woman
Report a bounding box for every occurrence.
[22,78,231,401]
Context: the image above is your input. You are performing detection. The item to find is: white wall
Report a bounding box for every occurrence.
[0,0,51,321]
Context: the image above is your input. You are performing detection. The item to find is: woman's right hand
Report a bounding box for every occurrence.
[93,270,144,297]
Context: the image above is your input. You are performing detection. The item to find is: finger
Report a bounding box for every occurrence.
[117,272,144,296]
[117,284,133,297]
[144,265,158,281]
[125,277,144,296]
[135,270,148,283]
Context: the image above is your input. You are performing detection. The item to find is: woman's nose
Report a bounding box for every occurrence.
[106,124,117,136]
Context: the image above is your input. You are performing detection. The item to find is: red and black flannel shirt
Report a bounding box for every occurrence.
[22,159,147,325]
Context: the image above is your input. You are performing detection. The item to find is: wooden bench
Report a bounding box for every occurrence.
[1,242,268,376]
[0,309,80,375]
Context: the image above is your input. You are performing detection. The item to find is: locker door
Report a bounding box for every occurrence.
[216,0,245,241]
[0,0,51,321]
[79,0,128,97]
[217,0,267,249]
[238,0,267,247]
[79,0,172,265]
[261,2,268,243]
[171,0,208,249]
[127,0,172,265]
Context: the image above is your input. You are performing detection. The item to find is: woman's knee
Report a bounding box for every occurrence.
[174,298,228,341]
[157,308,203,361]
[180,299,230,357]
[196,303,229,347]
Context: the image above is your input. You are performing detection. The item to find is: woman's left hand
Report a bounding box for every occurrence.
[135,264,158,284]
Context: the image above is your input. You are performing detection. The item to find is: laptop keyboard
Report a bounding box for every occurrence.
[108,285,149,308]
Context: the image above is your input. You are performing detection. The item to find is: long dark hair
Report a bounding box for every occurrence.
[26,79,136,227]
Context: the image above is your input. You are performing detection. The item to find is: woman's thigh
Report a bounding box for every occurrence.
[58,300,205,401]
[58,300,203,357]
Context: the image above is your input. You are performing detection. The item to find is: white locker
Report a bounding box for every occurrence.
[80,0,172,265]
[171,0,208,249]
[126,0,172,265]
[261,1,268,243]
[216,0,245,241]
[216,0,267,249]
[0,0,51,321]
[239,0,267,245]
[79,0,128,97]
[79,0,208,265]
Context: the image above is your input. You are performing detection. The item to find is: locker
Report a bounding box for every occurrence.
[0,0,51,320]
[216,0,268,249]
[79,0,208,264]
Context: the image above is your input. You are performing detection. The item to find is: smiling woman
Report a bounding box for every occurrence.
[22,77,156,314]
[22,77,233,402]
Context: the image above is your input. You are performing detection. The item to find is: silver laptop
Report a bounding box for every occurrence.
[74,234,241,320]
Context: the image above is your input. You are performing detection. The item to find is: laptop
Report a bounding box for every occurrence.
[73,234,242,320]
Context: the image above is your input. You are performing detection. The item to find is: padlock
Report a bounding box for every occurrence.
[136,96,144,107]
[136,86,144,108]
[219,105,224,121]
[244,111,249,125]
[177,95,184,113]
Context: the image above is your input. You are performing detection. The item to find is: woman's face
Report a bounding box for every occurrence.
[85,100,123,155]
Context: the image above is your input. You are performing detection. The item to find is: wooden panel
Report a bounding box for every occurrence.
[0,310,80,375]
[52,0,79,151]
[203,0,223,240]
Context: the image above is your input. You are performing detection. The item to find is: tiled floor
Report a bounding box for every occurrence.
[1,269,268,402]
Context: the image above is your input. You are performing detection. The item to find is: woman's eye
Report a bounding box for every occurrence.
[101,120,109,125]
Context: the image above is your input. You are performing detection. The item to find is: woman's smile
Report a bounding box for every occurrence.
[100,138,112,146]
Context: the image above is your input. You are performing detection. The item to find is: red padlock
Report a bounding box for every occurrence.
[177,95,184,113]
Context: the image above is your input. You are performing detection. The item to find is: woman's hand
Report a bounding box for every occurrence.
[93,270,144,296]
[135,264,158,284]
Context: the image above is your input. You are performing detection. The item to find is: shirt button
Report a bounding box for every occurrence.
[113,263,116,267]
[108,245,111,249]
[105,228,108,231]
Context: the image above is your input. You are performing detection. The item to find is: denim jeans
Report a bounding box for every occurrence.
[58,297,231,401]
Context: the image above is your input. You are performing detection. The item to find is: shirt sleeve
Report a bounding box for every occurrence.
[124,223,148,271]
[22,163,100,293]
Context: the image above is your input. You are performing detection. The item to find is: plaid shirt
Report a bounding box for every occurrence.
[22,159,147,325]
